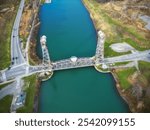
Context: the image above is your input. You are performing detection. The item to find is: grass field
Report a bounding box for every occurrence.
[83,0,150,86]
[83,0,150,58]
[0,0,19,70]
[0,82,12,90]
[139,61,150,84]
[17,75,37,113]
[83,0,150,112]
[0,95,13,113]
[115,68,136,90]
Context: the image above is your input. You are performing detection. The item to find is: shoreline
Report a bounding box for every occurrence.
[111,72,132,112]
[27,1,42,113]
[31,0,132,113]
[31,20,41,113]
[82,0,133,112]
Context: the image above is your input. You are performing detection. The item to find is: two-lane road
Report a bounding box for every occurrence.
[103,50,150,64]
[11,0,25,66]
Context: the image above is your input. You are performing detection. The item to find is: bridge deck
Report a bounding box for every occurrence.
[52,57,95,71]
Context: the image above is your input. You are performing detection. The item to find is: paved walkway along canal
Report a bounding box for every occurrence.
[38,0,129,112]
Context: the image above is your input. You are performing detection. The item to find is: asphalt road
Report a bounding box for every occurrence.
[0,4,150,85]
[11,0,25,66]
[1,49,150,83]
[0,82,16,100]
[103,50,150,64]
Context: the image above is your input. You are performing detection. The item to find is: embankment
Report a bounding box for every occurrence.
[82,0,138,112]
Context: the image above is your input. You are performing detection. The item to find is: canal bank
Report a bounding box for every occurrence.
[82,0,146,112]
[81,0,132,112]
[37,0,129,113]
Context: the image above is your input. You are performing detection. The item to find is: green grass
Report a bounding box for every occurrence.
[114,61,130,66]
[0,82,12,90]
[0,21,12,69]
[139,61,150,84]
[84,0,150,58]
[101,12,149,56]
[104,40,131,57]
[0,95,13,113]
[0,1,19,70]
[124,38,146,51]
[41,0,45,4]
[116,68,136,90]
[17,75,37,113]
[83,0,150,91]
[96,64,110,72]
[100,6,149,45]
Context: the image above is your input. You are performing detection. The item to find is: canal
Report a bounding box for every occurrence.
[37,0,129,113]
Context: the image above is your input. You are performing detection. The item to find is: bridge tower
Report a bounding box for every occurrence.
[40,36,52,67]
[45,0,52,3]
[95,31,105,65]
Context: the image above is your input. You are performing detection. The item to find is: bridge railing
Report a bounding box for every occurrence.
[95,31,105,64]
[52,57,95,70]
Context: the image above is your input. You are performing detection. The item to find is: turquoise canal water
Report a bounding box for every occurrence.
[37,0,129,113]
